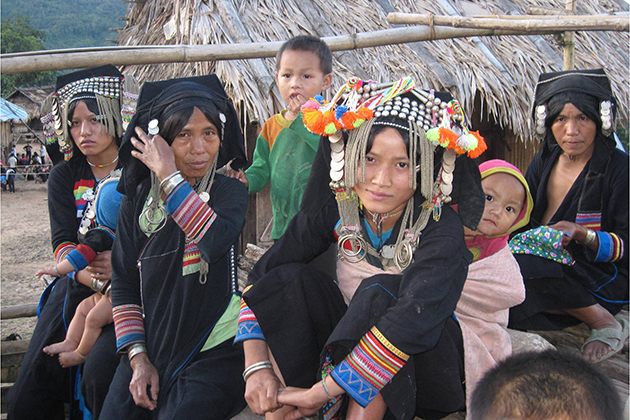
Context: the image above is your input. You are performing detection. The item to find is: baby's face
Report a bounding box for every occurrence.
[475,172,525,237]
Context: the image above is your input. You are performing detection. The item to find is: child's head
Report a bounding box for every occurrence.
[468,350,624,420]
[275,35,333,105]
[95,178,123,231]
[473,159,532,238]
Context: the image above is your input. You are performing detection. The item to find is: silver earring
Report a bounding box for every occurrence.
[535,105,547,138]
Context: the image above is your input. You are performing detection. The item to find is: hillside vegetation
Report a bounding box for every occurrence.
[2,0,128,50]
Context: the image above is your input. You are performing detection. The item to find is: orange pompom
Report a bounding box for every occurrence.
[357,107,374,120]
[340,112,358,129]
[438,128,459,148]
[467,131,487,159]
[302,108,327,135]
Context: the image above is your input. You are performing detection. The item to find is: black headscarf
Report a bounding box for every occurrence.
[118,74,246,197]
[532,68,617,153]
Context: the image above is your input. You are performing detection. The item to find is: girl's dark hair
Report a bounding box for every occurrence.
[366,117,412,156]
[67,98,121,161]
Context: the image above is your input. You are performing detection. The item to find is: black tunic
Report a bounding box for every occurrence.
[510,141,629,330]
[101,175,248,419]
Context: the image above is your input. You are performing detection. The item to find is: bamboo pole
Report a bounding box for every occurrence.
[386,13,628,31]
[564,0,577,70]
[2,22,625,75]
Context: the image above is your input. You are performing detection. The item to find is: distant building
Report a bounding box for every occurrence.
[4,85,54,161]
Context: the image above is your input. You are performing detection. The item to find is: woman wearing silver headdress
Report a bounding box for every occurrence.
[8,64,138,419]
[235,78,486,420]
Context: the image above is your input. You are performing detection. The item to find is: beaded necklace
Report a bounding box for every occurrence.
[87,155,119,168]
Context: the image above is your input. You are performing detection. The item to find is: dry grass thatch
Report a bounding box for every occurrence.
[117,0,629,141]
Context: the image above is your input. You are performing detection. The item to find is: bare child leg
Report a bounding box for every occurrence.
[59,295,112,368]
[43,293,100,355]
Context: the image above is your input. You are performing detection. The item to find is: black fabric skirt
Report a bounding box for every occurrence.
[81,323,121,419]
[7,276,93,420]
[509,254,628,331]
[99,339,246,420]
[244,263,465,420]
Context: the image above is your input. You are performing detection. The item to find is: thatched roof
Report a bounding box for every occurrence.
[6,85,55,120]
[117,0,629,141]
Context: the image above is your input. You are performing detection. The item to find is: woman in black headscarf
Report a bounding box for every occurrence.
[99,75,248,419]
[509,69,629,363]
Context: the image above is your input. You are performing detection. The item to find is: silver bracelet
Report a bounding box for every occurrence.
[161,173,186,196]
[128,343,148,361]
[242,360,273,382]
[321,377,333,400]
[159,171,181,188]
[54,265,60,277]
[91,276,105,293]
[581,228,597,246]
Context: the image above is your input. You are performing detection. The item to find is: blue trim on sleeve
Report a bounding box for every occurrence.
[164,181,192,214]
[233,321,266,344]
[330,360,376,408]
[594,231,612,262]
[66,249,89,272]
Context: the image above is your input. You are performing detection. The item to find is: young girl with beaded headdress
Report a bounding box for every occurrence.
[235,77,487,420]
[8,64,138,419]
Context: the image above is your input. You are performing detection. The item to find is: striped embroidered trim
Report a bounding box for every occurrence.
[595,232,625,263]
[54,241,77,264]
[576,213,602,231]
[182,241,201,276]
[171,190,216,243]
[234,298,265,343]
[330,327,409,407]
[112,304,145,352]
[92,226,116,241]
[74,179,96,218]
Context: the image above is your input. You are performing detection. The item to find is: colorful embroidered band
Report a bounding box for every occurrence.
[113,304,146,352]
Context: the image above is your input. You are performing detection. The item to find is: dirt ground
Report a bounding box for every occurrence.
[1,177,52,340]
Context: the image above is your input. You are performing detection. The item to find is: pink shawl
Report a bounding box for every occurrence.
[455,245,525,405]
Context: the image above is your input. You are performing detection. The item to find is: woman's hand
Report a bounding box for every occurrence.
[130,126,178,181]
[548,221,596,248]
[86,250,112,281]
[225,168,249,188]
[278,386,325,420]
[245,368,284,415]
[129,353,160,411]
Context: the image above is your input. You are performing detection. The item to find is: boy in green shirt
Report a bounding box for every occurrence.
[230,35,333,239]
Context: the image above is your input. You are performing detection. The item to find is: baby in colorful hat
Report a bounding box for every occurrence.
[453,159,533,404]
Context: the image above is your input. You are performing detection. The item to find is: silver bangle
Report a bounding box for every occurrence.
[54,265,60,277]
[161,174,186,196]
[128,343,148,361]
[91,276,105,293]
[159,171,181,188]
[581,228,597,246]
[242,360,273,382]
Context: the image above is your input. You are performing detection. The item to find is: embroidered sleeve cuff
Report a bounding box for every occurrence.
[54,241,77,264]
[594,232,625,263]
[330,326,409,408]
[234,298,265,344]
[165,181,217,243]
[113,304,146,352]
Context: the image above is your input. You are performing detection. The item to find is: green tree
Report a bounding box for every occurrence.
[1,14,55,97]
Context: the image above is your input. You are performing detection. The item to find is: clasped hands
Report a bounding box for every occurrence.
[245,368,332,420]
